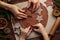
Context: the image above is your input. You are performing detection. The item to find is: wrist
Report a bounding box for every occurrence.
[3,4,13,10]
[20,35,26,40]
[20,34,26,38]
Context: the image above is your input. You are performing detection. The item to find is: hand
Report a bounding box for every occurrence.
[9,5,27,19]
[27,0,40,10]
[32,23,50,40]
[32,23,44,33]
[20,26,32,39]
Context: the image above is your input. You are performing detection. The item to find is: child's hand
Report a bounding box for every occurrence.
[32,23,50,40]
[9,5,27,19]
[20,26,32,39]
[27,0,40,10]
[32,23,44,33]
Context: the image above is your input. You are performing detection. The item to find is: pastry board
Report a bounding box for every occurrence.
[12,1,56,39]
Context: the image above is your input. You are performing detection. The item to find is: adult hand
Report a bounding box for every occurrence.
[9,5,27,19]
[27,0,40,10]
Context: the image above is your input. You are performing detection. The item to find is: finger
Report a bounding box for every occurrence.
[36,3,40,9]
[27,29,32,36]
[14,10,26,16]
[27,1,31,8]
[33,23,42,27]
[19,9,25,12]
[18,15,27,18]
[25,26,31,33]
[33,29,39,32]
[17,17,22,19]
[32,24,38,27]
[14,14,22,19]
[20,27,24,32]
[17,12,27,18]
[19,12,27,16]
[38,23,44,27]
[33,3,38,11]
[38,2,40,7]
[26,26,31,30]
[32,23,40,29]
[16,12,27,18]
[33,3,36,10]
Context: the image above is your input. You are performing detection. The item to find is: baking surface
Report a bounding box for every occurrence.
[12,0,56,40]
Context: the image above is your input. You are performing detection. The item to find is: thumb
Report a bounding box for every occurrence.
[33,23,44,27]
[33,24,39,27]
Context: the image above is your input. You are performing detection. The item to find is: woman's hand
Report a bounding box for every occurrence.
[27,0,40,10]
[9,5,27,19]
[0,1,27,19]
[20,26,32,40]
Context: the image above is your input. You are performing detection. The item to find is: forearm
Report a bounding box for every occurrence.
[0,1,12,10]
[20,37,25,40]
[40,26,50,40]
[41,30,50,40]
